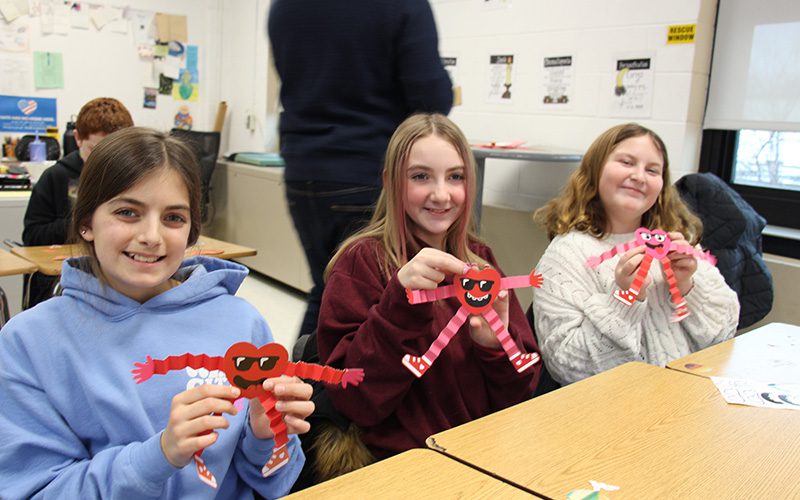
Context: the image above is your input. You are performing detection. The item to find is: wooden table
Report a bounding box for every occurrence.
[10,235,256,276]
[427,362,800,499]
[284,448,533,499]
[667,322,800,382]
[0,249,38,326]
[0,249,37,277]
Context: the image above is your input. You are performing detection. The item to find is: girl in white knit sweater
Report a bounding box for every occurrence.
[532,123,739,385]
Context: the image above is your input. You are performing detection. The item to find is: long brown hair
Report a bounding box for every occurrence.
[326,113,484,280]
[533,123,702,244]
[70,127,201,281]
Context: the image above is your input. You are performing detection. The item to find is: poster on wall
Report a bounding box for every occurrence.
[487,54,515,103]
[40,0,70,36]
[0,17,29,52]
[143,87,157,109]
[0,95,57,133]
[442,56,461,106]
[128,9,155,46]
[0,57,32,94]
[608,56,654,117]
[70,2,90,30]
[33,51,64,89]
[158,74,173,95]
[172,68,198,102]
[0,0,29,22]
[540,55,574,109]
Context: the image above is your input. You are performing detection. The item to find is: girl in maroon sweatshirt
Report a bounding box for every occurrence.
[317,113,541,459]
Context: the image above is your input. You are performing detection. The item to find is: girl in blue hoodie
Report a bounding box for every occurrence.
[0,127,311,499]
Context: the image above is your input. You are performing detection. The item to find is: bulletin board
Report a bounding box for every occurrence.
[0,0,216,137]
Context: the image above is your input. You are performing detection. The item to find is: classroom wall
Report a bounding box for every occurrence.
[217,0,274,155]
[0,0,223,135]
[431,0,716,212]
[431,0,800,330]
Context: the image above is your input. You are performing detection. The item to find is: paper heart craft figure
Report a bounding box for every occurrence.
[132,342,364,488]
[585,227,716,322]
[403,265,543,378]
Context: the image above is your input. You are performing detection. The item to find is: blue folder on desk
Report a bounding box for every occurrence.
[230,152,285,167]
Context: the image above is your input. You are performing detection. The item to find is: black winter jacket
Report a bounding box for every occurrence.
[676,173,773,328]
[21,150,83,308]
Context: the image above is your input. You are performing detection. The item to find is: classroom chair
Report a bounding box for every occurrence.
[526,304,562,397]
[169,129,220,224]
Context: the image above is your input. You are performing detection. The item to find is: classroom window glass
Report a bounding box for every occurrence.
[734,130,800,192]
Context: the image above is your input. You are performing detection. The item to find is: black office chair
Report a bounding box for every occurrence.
[169,129,221,224]
[14,135,61,161]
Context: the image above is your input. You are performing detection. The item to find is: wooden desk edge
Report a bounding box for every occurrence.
[0,250,38,276]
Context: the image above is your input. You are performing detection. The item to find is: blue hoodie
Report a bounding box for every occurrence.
[0,256,303,499]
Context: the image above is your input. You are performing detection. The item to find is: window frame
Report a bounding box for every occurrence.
[698,129,800,259]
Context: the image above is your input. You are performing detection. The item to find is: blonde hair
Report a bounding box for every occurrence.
[326,113,484,279]
[533,123,702,244]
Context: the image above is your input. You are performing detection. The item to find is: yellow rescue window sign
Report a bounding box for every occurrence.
[667,24,696,44]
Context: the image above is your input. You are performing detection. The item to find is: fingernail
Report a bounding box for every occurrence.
[263,380,274,391]
[231,387,241,398]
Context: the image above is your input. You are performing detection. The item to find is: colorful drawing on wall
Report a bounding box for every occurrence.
[143,87,157,109]
[172,68,198,101]
[158,73,173,95]
[174,104,193,130]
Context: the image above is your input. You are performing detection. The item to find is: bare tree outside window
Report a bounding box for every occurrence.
[734,130,800,191]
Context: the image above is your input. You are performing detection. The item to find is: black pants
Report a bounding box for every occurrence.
[285,181,380,339]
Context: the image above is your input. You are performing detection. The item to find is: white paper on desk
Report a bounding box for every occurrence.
[711,376,800,410]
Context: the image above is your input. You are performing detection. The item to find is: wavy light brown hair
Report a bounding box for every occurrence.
[70,127,201,282]
[534,123,702,244]
[326,113,484,280]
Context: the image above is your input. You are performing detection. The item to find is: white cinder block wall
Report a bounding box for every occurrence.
[431,0,717,211]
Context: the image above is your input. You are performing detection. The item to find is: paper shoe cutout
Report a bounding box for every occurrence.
[585,227,716,322]
[132,342,364,487]
[403,265,543,378]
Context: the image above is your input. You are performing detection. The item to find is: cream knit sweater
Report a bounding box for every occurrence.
[533,230,739,385]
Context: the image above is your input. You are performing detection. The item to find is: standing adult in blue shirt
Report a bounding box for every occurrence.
[267,0,453,341]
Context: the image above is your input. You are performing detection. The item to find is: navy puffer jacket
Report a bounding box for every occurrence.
[676,173,773,328]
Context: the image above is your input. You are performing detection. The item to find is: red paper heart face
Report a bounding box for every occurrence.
[635,228,671,259]
[454,267,501,314]
[222,342,288,398]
